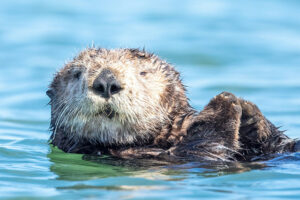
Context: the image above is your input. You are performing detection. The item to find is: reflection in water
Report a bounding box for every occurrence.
[57,184,169,191]
[48,146,268,183]
[48,147,130,181]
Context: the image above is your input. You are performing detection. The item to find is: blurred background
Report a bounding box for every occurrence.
[0,0,300,199]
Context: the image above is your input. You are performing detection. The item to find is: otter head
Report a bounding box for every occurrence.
[47,48,190,145]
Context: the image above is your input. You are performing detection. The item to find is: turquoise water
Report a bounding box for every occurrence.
[1,0,300,199]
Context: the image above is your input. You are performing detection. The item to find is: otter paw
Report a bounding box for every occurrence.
[197,92,243,150]
[239,99,271,139]
[218,92,238,102]
[210,92,242,114]
[220,91,238,101]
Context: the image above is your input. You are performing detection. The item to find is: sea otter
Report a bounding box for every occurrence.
[47,48,299,162]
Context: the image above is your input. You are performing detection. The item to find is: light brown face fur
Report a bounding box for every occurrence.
[48,48,189,145]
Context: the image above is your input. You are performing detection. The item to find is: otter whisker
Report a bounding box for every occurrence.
[52,102,70,141]
[69,103,80,134]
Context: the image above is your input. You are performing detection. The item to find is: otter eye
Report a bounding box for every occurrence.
[140,71,147,76]
[73,71,82,79]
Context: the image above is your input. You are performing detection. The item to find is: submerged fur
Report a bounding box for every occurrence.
[48,48,298,162]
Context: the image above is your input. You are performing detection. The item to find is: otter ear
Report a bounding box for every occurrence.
[46,89,54,99]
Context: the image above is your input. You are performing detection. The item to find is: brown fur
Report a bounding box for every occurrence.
[47,48,298,162]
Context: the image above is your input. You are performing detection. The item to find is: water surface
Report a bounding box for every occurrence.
[1,0,300,199]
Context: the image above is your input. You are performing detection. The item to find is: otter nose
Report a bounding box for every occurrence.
[92,69,122,99]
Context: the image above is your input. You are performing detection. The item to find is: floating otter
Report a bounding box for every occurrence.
[47,48,299,162]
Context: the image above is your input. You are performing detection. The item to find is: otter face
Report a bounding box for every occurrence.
[48,48,187,145]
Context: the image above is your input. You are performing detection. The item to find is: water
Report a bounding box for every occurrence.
[1,0,300,199]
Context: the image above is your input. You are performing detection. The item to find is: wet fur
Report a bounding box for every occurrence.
[48,48,297,162]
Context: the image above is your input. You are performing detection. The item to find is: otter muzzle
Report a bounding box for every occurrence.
[92,68,122,99]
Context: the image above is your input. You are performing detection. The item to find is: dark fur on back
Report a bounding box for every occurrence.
[48,48,298,162]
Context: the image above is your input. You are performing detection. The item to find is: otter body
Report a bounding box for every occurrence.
[47,48,298,162]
